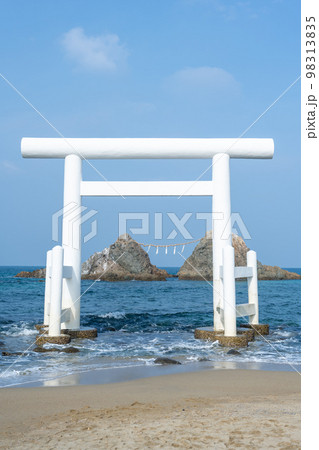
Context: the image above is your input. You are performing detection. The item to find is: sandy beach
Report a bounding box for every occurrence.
[0,369,300,449]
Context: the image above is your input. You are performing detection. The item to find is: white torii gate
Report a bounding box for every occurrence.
[21,137,274,345]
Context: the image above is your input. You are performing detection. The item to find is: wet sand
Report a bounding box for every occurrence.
[0,369,300,449]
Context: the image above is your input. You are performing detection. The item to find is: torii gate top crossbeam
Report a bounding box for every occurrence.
[21,138,274,159]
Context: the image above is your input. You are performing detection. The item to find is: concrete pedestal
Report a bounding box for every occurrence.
[36,334,71,345]
[194,327,248,347]
[240,323,269,335]
[237,328,255,342]
[35,324,48,331]
[61,328,98,339]
[35,325,97,340]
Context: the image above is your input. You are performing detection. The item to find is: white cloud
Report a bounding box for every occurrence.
[61,27,128,72]
[164,67,240,99]
[183,0,260,20]
[2,161,20,172]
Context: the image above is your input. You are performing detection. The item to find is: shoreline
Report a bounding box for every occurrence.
[0,368,301,448]
[2,359,301,389]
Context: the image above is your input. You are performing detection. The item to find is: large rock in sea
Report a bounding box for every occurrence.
[15,232,300,281]
[177,231,300,281]
[15,268,46,279]
[16,234,169,281]
[82,234,169,281]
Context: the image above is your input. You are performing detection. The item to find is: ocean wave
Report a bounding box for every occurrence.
[1,324,37,337]
[97,312,126,319]
[82,311,209,334]
[0,267,301,386]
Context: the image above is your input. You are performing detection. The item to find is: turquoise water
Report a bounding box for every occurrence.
[0,267,300,387]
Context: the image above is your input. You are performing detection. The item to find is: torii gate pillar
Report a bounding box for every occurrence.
[61,154,82,330]
[212,153,232,331]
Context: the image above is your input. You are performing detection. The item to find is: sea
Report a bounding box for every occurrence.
[0,266,301,388]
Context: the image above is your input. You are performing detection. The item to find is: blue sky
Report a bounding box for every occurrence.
[0,0,300,267]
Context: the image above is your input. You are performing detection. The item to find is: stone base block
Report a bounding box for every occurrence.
[240,323,269,335]
[35,324,48,331]
[61,328,98,339]
[37,327,98,339]
[217,335,248,347]
[237,328,255,342]
[194,327,248,347]
[194,327,217,340]
[36,334,71,346]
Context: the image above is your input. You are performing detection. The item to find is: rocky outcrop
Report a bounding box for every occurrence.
[16,234,170,281]
[177,231,300,281]
[256,263,300,280]
[15,268,46,278]
[16,232,300,281]
[82,234,170,281]
[154,357,181,365]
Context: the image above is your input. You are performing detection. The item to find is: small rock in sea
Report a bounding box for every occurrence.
[33,346,59,353]
[0,341,5,347]
[227,349,241,355]
[154,357,181,365]
[2,351,23,356]
[33,346,80,353]
[106,326,116,332]
[198,357,211,362]
[62,347,80,353]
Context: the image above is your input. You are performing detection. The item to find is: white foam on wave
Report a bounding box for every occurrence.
[2,325,37,337]
[165,339,218,352]
[272,330,298,339]
[135,358,155,366]
[0,362,48,383]
[98,312,126,319]
[0,369,21,380]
